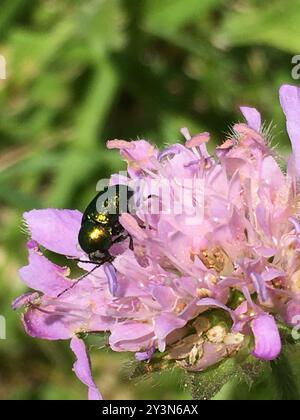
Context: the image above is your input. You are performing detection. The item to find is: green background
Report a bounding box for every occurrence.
[0,0,300,400]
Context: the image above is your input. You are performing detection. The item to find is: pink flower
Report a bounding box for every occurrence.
[14,84,300,399]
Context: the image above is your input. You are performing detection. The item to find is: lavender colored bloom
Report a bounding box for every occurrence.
[14,84,300,399]
[71,337,103,400]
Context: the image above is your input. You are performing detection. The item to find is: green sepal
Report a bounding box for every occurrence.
[185,352,267,400]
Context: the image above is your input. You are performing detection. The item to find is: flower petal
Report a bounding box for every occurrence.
[240,107,261,132]
[24,209,83,256]
[70,337,102,400]
[154,313,186,352]
[151,285,177,311]
[103,262,119,297]
[135,347,155,361]
[184,342,228,372]
[286,300,300,326]
[23,289,112,340]
[250,272,268,302]
[251,314,281,361]
[107,140,158,178]
[109,322,154,352]
[23,306,74,340]
[197,298,235,321]
[280,84,300,176]
[158,144,185,161]
[19,248,72,297]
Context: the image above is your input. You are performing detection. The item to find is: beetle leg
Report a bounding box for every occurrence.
[111,232,129,244]
[67,258,99,264]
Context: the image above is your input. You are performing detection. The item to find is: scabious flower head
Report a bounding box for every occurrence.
[14,85,300,399]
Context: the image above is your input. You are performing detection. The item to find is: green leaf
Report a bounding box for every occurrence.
[271,343,300,400]
[10,19,75,84]
[0,0,30,36]
[47,57,119,207]
[79,0,126,55]
[185,354,266,400]
[144,0,222,34]
[218,0,300,53]
[0,184,41,209]
[186,358,239,401]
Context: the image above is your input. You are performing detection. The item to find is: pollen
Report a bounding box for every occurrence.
[224,333,244,346]
[290,270,300,293]
[207,326,227,343]
[200,247,226,273]
[196,288,213,298]
[175,302,187,314]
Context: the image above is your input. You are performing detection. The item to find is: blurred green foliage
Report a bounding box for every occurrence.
[0,0,299,400]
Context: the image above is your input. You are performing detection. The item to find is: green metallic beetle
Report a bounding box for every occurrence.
[78,185,134,265]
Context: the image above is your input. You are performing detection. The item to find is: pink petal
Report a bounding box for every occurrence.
[197,298,235,321]
[23,289,112,340]
[233,123,265,144]
[151,285,177,311]
[23,307,74,340]
[158,144,185,161]
[250,272,268,302]
[240,107,261,132]
[286,300,300,326]
[154,313,186,352]
[109,322,154,352]
[70,337,102,400]
[19,248,72,297]
[279,85,300,176]
[135,346,155,362]
[24,209,83,257]
[107,140,158,178]
[185,342,228,372]
[251,314,281,361]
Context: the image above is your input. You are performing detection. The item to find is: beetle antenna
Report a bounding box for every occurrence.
[57,265,100,298]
